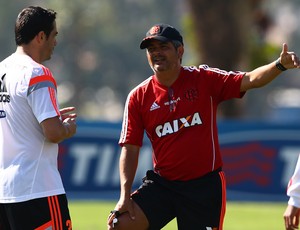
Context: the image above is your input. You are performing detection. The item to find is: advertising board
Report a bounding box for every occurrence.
[59,120,300,201]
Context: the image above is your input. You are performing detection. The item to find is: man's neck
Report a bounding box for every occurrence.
[155,66,181,87]
[15,45,41,63]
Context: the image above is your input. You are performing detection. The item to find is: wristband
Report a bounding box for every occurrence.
[276,59,287,71]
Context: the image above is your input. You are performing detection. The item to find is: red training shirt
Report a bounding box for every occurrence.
[119,65,245,181]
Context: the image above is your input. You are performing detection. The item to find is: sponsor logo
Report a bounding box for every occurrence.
[0,74,7,92]
[219,129,300,198]
[0,94,9,102]
[222,143,276,186]
[164,97,180,106]
[0,74,10,103]
[184,88,198,101]
[150,102,160,111]
[155,112,202,137]
[149,25,161,35]
[0,110,6,118]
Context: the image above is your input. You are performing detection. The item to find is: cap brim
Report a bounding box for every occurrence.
[140,36,169,49]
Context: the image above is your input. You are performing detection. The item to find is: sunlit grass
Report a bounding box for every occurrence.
[69,200,287,230]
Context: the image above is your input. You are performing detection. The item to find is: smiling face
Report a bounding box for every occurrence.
[146,39,183,73]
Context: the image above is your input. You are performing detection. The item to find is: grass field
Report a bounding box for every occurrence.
[69,200,287,229]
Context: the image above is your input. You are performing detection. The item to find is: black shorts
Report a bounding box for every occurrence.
[132,169,226,230]
[0,194,72,230]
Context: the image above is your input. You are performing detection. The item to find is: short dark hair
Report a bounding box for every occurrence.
[171,40,182,49]
[15,6,57,45]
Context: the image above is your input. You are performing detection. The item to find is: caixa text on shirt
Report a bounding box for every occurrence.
[0,110,6,118]
[155,112,202,137]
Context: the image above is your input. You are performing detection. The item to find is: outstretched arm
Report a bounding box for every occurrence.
[240,43,300,92]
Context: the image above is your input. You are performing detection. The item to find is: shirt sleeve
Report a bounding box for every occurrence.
[119,89,144,147]
[27,66,60,123]
[199,65,246,101]
[287,154,300,208]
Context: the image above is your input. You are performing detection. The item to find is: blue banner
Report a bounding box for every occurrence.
[58,120,300,201]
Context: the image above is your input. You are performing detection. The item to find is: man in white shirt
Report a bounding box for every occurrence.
[0,6,76,230]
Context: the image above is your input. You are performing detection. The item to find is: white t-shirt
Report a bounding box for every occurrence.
[0,53,65,203]
[287,154,300,208]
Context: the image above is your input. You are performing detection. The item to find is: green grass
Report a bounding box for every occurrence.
[69,200,287,230]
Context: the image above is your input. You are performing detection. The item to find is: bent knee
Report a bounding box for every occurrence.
[112,203,149,230]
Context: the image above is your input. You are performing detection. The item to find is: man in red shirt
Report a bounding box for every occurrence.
[108,23,300,230]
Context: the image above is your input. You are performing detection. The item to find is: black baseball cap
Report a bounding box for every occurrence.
[140,23,184,49]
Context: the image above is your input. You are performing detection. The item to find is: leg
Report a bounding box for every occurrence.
[0,204,11,230]
[108,170,176,230]
[3,195,72,230]
[175,170,226,230]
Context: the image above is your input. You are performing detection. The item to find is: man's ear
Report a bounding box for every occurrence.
[178,45,184,59]
[35,31,46,44]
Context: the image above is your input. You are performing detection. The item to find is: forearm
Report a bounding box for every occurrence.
[241,60,282,91]
[41,116,76,143]
[119,145,139,200]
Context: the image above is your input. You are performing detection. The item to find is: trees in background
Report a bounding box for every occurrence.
[0,0,299,121]
[187,0,276,118]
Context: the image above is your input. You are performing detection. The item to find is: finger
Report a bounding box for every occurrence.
[285,218,290,229]
[109,210,116,217]
[287,216,293,228]
[63,117,71,123]
[295,216,299,226]
[107,213,115,226]
[107,210,120,224]
[69,113,77,118]
[282,43,288,54]
[292,55,300,67]
[60,107,75,112]
[63,113,77,119]
[128,203,136,220]
[60,107,76,114]
[107,215,113,224]
[107,217,115,230]
[290,217,298,229]
[61,114,77,123]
